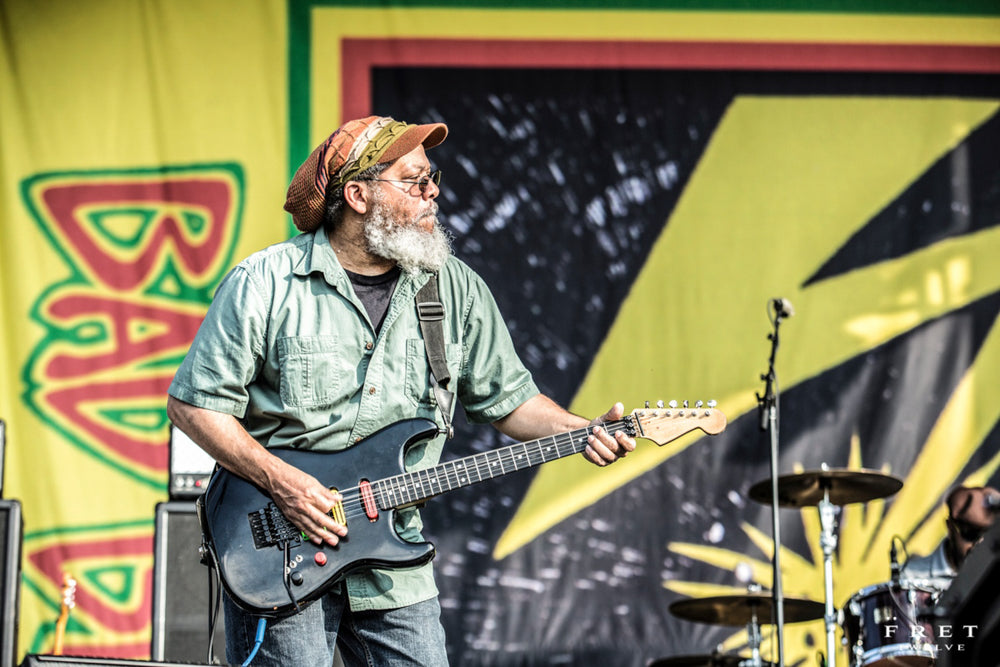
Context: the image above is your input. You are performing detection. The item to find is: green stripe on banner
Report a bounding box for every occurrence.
[299,0,1000,17]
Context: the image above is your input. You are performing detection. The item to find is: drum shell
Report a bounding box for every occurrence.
[841,581,940,667]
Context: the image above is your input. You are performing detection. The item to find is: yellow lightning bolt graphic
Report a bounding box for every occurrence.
[496,96,1000,560]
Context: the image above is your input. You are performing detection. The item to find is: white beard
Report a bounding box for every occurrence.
[363,191,453,275]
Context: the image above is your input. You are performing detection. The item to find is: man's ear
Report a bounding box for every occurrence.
[342,181,370,215]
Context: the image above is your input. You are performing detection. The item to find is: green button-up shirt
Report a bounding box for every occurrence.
[168,227,538,610]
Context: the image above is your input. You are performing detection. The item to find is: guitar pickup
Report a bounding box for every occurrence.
[329,489,347,526]
[248,504,302,550]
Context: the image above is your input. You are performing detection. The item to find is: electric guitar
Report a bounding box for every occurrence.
[52,572,76,655]
[199,402,726,618]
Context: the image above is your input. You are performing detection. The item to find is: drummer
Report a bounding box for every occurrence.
[900,485,999,588]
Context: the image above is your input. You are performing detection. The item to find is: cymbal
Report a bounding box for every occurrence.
[748,468,903,508]
[669,593,825,626]
[649,654,775,667]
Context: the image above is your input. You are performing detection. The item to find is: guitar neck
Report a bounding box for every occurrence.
[53,609,68,655]
[375,417,634,510]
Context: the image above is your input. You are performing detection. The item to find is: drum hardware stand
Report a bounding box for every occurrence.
[756,297,793,667]
[743,605,764,667]
[747,468,902,667]
[740,583,766,667]
[816,474,839,667]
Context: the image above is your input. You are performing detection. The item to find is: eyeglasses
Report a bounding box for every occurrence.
[368,169,441,196]
[951,519,988,543]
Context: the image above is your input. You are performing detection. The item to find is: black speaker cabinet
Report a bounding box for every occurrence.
[150,501,225,664]
[934,521,1000,667]
[1,500,23,667]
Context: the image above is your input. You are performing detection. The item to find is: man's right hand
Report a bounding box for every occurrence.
[264,459,348,547]
[166,395,348,547]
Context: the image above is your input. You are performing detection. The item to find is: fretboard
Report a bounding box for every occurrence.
[374,418,635,510]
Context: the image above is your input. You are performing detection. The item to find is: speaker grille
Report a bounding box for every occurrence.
[150,501,225,664]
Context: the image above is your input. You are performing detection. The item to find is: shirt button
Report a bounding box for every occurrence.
[365,341,374,350]
[355,436,362,444]
[368,386,376,395]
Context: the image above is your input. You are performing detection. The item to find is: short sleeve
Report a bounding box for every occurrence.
[456,272,539,423]
[168,266,267,417]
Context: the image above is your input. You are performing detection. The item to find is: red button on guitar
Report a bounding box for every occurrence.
[314,552,328,566]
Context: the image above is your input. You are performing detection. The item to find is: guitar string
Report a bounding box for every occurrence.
[327,421,633,524]
[311,421,635,526]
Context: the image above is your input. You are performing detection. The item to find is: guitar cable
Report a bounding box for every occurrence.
[241,618,267,666]
[282,540,302,614]
[207,562,223,664]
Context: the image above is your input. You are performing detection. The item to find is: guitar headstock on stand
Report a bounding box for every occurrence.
[53,572,77,655]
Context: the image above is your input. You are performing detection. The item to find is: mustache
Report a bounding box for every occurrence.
[418,201,439,221]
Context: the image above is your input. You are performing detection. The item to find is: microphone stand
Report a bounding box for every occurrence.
[756,302,788,667]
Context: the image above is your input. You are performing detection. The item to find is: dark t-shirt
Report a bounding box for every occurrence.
[345,266,401,334]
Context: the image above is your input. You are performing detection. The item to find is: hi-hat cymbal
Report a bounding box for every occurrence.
[649,654,775,667]
[669,593,824,626]
[748,468,903,508]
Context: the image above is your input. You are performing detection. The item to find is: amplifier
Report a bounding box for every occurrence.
[1,499,22,667]
[168,425,215,499]
[151,501,226,664]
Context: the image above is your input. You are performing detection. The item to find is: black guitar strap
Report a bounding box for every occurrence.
[415,274,455,439]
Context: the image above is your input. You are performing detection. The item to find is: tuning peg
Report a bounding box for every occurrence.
[668,400,677,409]
[683,400,689,408]
[695,400,703,408]
[707,400,717,408]
[645,400,650,408]
[656,400,664,409]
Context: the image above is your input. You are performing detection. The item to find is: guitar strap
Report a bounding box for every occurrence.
[415,274,455,439]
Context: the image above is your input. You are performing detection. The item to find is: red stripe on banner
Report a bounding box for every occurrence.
[341,38,1000,119]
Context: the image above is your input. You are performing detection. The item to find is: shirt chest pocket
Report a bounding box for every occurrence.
[277,335,349,408]
[405,339,464,408]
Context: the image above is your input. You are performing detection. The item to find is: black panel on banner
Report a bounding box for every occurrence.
[370,65,1000,667]
[150,501,225,665]
[1,500,22,667]
[19,657,213,666]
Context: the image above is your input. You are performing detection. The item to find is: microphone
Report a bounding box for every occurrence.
[985,493,1000,512]
[772,298,795,319]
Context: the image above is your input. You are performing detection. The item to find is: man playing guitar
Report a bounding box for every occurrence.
[167,115,636,667]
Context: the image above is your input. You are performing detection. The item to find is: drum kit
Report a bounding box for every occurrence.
[654,464,944,667]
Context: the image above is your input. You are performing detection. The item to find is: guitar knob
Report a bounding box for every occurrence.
[291,571,304,586]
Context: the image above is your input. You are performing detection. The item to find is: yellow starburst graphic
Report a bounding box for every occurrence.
[667,408,1000,666]
[497,97,1000,562]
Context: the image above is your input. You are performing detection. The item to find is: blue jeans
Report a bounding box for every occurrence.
[224,591,449,667]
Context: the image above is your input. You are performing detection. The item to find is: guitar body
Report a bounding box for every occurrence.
[200,418,440,617]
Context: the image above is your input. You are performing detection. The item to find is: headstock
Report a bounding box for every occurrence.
[60,572,77,611]
[631,400,727,446]
[53,572,77,655]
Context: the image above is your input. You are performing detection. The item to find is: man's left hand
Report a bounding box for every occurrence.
[584,402,637,466]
